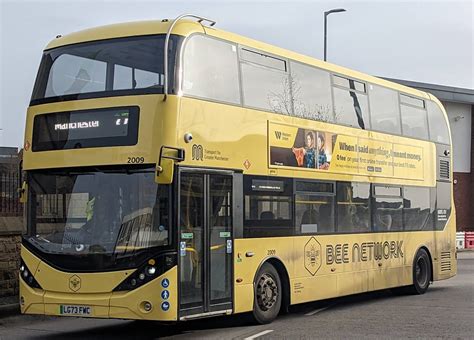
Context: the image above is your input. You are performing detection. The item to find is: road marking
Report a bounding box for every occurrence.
[244,329,274,339]
[305,305,331,316]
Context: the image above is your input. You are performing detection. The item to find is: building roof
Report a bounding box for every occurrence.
[0,147,19,165]
[383,77,474,105]
[0,147,18,156]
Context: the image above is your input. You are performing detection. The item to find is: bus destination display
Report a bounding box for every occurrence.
[32,107,139,151]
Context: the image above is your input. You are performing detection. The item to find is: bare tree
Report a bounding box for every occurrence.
[267,75,339,123]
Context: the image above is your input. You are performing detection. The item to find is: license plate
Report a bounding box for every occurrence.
[59,305,92,316]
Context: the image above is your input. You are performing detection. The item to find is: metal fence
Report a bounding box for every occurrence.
[0,172,22,217]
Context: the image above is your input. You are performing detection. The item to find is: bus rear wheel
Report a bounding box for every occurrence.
[252,263,281,324]
[409,248,431,294]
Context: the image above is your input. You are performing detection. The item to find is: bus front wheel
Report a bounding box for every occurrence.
[409,248,431,294]
[252,262,281,324]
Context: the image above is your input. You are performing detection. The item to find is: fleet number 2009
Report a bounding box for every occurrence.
[127,157,145,164]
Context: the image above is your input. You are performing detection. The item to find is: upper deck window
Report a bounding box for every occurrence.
[240,48,290,114]
[368,84,402,134]
[289,62,334,122]
[333,75,366,92]
[427,101,450,144]
[182,35,240,104]
[44,54,107,95]
[332,75,369,129]
[31,34,182,105]
[400,94,429,140]
[240,49,287,71]
[400,94,425,108]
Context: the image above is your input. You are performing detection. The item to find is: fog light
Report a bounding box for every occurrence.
[143,301,152,312]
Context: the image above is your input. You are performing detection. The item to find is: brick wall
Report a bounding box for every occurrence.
[0,234,21,297]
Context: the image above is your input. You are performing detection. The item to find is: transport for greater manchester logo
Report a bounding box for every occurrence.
[304,237,322,276]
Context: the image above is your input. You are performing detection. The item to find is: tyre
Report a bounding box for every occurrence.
[408,248,432,294]
[252,263,282,324]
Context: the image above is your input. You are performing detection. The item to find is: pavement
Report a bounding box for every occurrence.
[0,296,18,318]
[0,251,473,339]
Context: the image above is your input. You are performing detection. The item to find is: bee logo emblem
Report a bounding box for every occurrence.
[69,275,81,292]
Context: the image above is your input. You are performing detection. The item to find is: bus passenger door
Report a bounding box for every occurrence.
[178,169,236,319]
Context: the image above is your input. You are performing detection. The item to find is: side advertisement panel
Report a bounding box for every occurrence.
[269,121,425,181]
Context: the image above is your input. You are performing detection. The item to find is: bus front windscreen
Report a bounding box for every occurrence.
[30,34,182,105]
[25,168,171,271]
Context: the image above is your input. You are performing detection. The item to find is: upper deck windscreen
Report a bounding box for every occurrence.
[31,34,182,105]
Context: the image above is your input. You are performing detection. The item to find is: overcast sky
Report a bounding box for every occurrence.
[1,0,473,148]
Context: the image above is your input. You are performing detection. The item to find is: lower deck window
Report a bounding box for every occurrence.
[295,194,335,234]
[242,175,444,238]
[336,182,370,233]
[243,176,293,237]
[244,195,293,237]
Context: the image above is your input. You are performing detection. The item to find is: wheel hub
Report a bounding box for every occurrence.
[416,258,428,287]
[256,273,278,311]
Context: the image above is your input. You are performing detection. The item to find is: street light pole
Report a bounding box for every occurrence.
[324,8,346,61]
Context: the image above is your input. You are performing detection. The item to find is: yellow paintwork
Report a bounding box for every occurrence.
[35,261,130,294]
[20,247,178,320]
[176,98,436,186]
[45,20,202,50]
[23,95,181,170]
[22,19,455,322]
[233,220,456,313]
[156,158,175,184]
[19,279,45,315]
[110,266,177,321]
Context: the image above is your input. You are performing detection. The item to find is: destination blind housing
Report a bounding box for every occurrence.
[32,106,139,151]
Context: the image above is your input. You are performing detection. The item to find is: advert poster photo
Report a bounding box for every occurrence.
[270,126,336,171]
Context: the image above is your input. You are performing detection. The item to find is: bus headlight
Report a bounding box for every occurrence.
[19,260,42,289]
[113,253,176,292]
[146,266,156,276]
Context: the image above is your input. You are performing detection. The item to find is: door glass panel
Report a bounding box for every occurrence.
[179,173,204,309]
[209,175,232,304]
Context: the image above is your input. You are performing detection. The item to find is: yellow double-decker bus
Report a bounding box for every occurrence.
[20,15,456,324]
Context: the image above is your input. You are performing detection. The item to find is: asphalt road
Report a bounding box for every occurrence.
[1,252,473,339]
